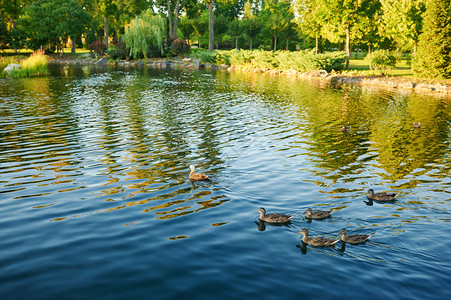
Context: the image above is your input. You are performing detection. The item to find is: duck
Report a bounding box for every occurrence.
[298,228,339,247]
[340,125,351,132]
[188,165,209,181]
[305,208,332,219]
[257,207,293,224]
[367,188,397,201]
[413,122,421,128]
[339,228,372,244]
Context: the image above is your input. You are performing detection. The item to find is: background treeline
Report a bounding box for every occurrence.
[0,0,450,78]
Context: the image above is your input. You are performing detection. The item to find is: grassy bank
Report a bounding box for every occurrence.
[1,50,48,78]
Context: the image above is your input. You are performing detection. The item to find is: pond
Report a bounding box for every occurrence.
[1,64,450,299]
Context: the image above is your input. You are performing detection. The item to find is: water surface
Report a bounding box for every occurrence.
[1,64,450,299]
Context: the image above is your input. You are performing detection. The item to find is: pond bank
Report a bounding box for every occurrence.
[48,57,451,96]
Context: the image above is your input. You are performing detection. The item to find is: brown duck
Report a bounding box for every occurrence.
[305,208,332,219]
[257,207,293,224]
[298,228,339,247]
[413,122,421,128]
[367,189,397,201]
[340,125,351,132]
[339,228,372,244]
[189,165,209,181]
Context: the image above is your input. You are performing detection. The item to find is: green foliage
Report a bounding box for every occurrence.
[19,0,91,51]
[412,0,451,78]
[189,48,215,63]
[198,49,346,72]
[364,49,398,75]
[123,9,166,59]
[169,39,191,57]
[89,41,106,58]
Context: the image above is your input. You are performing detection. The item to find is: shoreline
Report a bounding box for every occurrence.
[48,57,451,96]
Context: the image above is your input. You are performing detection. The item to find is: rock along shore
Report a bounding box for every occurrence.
[49,57,451,96]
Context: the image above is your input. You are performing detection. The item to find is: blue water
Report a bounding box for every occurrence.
[1,65,450,299]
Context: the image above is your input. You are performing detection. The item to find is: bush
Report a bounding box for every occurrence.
[169,39,190,57]
[364,50,397,75]
[193,49,346,73]
[88,40,106,58]
[189,48,215,63]
[106,39,129,60]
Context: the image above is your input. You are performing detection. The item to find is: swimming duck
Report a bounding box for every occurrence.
[340,125,351,132]
[339,228,372,244]
[305,208,332,219]
[413,122,421,128]
[188,165,209,181]
[298,228,339,247]
[367,189,397,201]
[257,207,293,224]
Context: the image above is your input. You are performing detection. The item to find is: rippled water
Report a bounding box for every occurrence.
[1,64,450,299]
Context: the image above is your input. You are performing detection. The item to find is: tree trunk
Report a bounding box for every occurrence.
[71,36,76,53]
[315,34,318,54]
[413,40,417,55]
[368,44,371,54]
[104,15,109,49]
[345,23,350,69]
[286,38,289,50]
[236,37,238,50]
[274,36,277,51]
[208,1,214,52]
[167,1,173,38]
[173,0,180,39]
[250,37,253,50]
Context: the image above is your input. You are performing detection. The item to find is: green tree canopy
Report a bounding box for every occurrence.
[19,0,91,51]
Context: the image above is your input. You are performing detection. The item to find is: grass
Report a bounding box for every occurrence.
[1,49,48,78]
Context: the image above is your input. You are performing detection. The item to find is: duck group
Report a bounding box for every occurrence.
[254,187,398,249]
[187,165,393,250]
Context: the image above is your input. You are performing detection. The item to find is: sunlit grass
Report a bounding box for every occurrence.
[1,49,48,78]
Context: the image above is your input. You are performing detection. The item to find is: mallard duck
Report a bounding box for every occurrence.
[367,189,397,201]
[305,208,332,219]
[298,228,339,247]
[188,165,209,181]
[257,207,293,224]
[413,122,421,128]
[340,125,351,132]
[339,228,372,244]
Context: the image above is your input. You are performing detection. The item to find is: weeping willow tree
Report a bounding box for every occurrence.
[123,10,166,59]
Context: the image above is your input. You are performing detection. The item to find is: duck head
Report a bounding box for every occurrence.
[339,228,347,236]
[298,228,309,236]
[257,207,266,215]
[189,165,196,173]
[367,189,375,195]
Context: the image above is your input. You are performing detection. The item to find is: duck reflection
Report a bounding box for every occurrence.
[254,220,292,232]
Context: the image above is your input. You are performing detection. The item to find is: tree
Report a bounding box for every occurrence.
[381,0,425,54]
[123,9,166,58]
[228,19,242,50]
[208,0,214,51]
[412,0,451,78]
[295,0,326,54]
[20,0,90,52]
[98,0,117,49]
[322,0,380,69]
[260,0,293,51]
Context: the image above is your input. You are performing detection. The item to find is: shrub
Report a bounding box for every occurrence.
[169,39,191,57]
[88,40,106,58]
[364,50,397,75]
[193,49,346,73]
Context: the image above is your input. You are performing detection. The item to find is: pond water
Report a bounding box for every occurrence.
[1,64,450,299]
